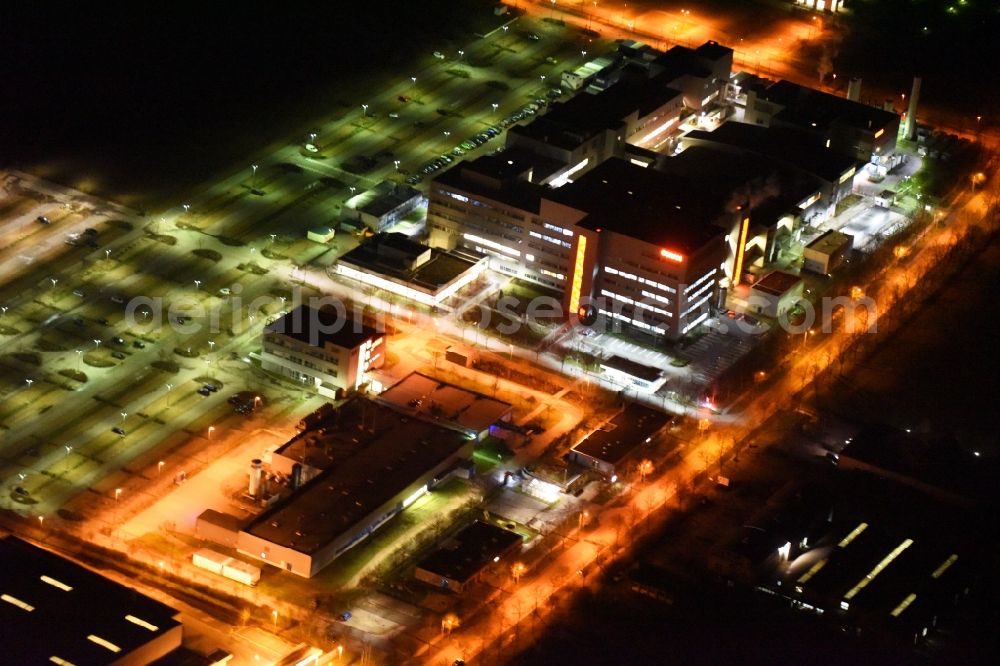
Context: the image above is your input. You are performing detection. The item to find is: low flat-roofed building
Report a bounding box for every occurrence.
[238,398,474,577]
[749,270,804,318]
[344,180,423,232]
[335,232,487,308]
[414,521,523,593]
[0,536,183,665]
[599,354,666,393]
[742,79,900,164]
[803,229,853,275]
[376,372,513,440]
[568,403,672,479]
[262,304,384,399]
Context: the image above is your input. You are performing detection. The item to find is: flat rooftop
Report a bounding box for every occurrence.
[572,403,672,466]
[246,398,470,553]
[764,79,899,134]
[549,158,725,252]
[416,521,523,585]
[339,234,481,290]
[841,425,990,503]
[377,372,512,434]
[433,157,545,213]
[777,475,977,628]
[512,78,683,151]
[347,180,421,218]
[752,270,802,297]
[265,303,380,350]
[0,536,181,665]
[684,123,857,183]
[806,229,853,254]
[600,355,663,383]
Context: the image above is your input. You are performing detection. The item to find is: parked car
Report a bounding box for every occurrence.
[112,427,126,436]
[37,215,51,225]
[197,387,212,396]
[111,351,126,360]
[132,340,146,349]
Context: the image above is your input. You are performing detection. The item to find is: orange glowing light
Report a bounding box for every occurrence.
[874,128,885,139]
[660,248,684,263]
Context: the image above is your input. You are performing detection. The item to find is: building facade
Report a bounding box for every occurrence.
[261,304,384,398]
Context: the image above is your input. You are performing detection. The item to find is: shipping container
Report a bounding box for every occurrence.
[192,548,231,575]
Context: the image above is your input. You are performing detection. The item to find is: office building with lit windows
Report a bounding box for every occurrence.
[261,304,384,399]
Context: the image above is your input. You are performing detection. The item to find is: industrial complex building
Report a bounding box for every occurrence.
[237,398,476,578]
[261,303,385,398]
[423,37,897,341]
[0,536,183,665]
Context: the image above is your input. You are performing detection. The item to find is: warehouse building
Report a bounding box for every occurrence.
[748,270,805,318]
[0,536,183,665]
[568,403,673,479]
[376,372,513,441]
[239,398,474,578]
[414,521,523,593]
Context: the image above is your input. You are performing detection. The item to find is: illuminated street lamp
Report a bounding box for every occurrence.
[637,458,654,482]
[194,279,201,290]
[394,159,401,171]
[272,610,278,631]
[115,488,122,502]
[511,561,526,584]
[93,338,101,349]
[492,102,499,113]
[578,510,589,528]
[208,426,215,440]
[208,340,216,351]
[441,613,459,635]
[121,411,128,422]
[410,76,416,85]
[250,164,259,192]
[361,103,368,117]
[158,461,165,475]
[25,379,33,388]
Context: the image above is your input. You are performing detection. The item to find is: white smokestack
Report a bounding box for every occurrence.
[249,459,263,497]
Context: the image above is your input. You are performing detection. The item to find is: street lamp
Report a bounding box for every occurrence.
[158,461,165,475]
[93,338,102,348]
[410,76,416,85]
[250,164,259,191]
[25,379,33,388]
[361,103,368,117]
[208,426,215,440]
[272,610,278,631]
[121,411,128,422]
[115,488,122,502]
[194,279,201,290]
[394,159,400,171]
[441,613,459,635]
[511,561,526,583]
[637,458,654,482]
[492,102,499,112]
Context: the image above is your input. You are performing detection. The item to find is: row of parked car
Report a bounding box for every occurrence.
[406,91,564,185]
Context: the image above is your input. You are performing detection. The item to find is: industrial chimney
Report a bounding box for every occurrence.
[846,77,862,102]
[904,77,921,140]
[249,459,263,497]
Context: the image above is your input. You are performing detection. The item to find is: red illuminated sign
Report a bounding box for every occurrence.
[660,248,684,263]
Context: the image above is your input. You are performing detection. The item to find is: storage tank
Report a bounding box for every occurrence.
[192,548,231,575]
[248,459,263,497]
[222,559,261,586]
